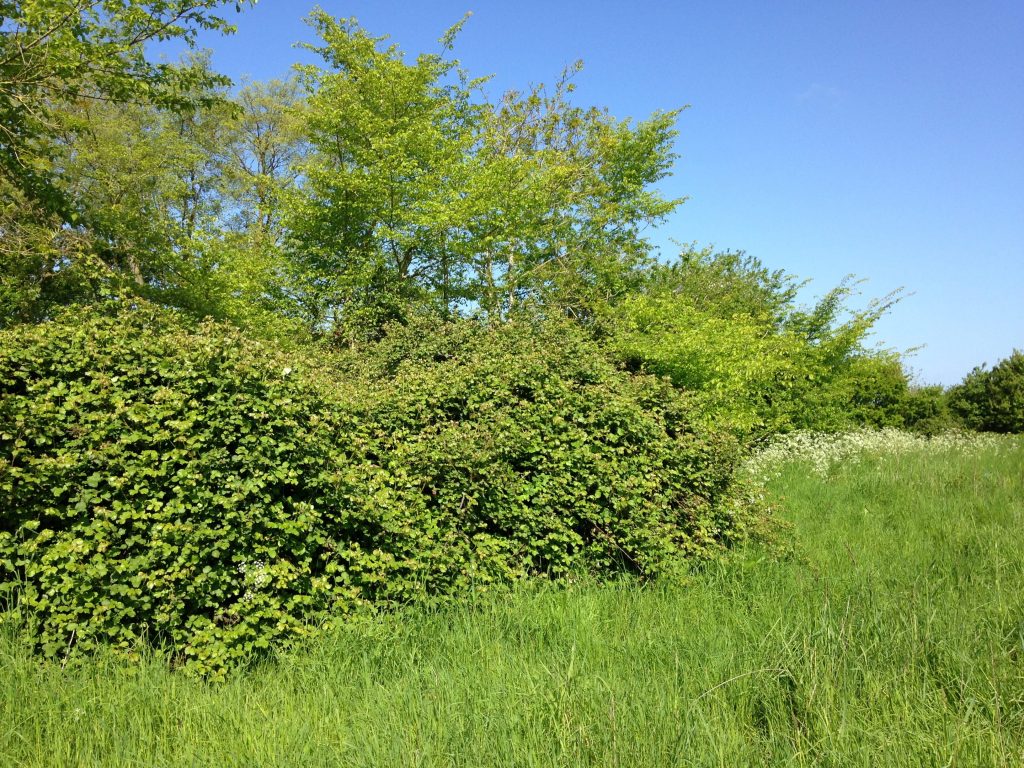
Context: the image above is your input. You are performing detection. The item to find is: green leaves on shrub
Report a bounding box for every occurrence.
[897,385,960,436]
[604,251,911,440]
[948,350,1024,433]
[339,317,749,593]
[0,307,754,676]
[0,307,372,677]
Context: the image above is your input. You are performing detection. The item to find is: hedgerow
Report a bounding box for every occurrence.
[337,316,750,596]
[0,307,754,677]
[0,306,372,677]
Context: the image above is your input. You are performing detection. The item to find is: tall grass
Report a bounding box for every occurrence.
[2,436,1021,766]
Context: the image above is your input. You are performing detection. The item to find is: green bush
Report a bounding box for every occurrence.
[787,353,909,432]
[899,384,960,435]
[607,292,801,437]
[0,306,378,676]
[604,251,910,439]
[337,317,749,597]
[948,350,1024,433]
[0,307,753,676]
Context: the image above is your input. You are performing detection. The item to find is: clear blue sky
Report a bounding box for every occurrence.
[182,0,1023,385]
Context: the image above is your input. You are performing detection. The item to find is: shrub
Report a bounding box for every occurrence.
[607,292,801,437]
[0,306,379,676]
[0,307,753,676]
[899,384,960,435]
[604,252,909,439]
[336,317,750,597]
[606,294,909,439]
[788,353,909,432]
[948,350,1024,433]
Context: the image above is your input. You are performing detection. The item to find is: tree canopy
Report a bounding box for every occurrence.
[0,5,921,434]
[0,0,256,323]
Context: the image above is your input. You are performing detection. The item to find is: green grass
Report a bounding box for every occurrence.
[2,438,1022,766]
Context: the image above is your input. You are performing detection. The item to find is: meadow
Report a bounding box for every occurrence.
[2,433,1021,767]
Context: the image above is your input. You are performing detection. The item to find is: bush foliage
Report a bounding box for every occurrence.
[0,308,365,675]
[898,385,960,435]
[341,317,749,588]
[606,250,910,438]
[0,307,754,676]
[948,350,1024,433]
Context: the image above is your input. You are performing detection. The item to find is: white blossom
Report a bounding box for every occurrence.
[742,428,1016,483]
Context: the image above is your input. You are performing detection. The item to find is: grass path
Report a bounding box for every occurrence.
[2,439,1022,766]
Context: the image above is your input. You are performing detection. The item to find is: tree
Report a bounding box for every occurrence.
[0,175,97,324]
[285,12,485,338]
[53,73,309,337]
[1,1,253,207]
[52,58,228,280]
[212,77,310,334]
[949,350,1024,433]
[469,65,682,319]
[220,77,305,239]
[0,1,253,326]
[284,12,684,338]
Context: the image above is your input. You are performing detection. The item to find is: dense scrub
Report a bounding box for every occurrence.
[0,306,753,675]
[604,252,911,438]
[0,307,364,675]
[949,349,1024,433]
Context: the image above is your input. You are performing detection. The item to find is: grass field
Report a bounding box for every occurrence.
[2,435,1022,767]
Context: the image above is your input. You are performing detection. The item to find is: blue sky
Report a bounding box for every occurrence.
[183,0,1022,385]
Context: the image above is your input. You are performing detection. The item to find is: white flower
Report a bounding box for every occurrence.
[237,559,270,602]
[742,428,1016,483]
